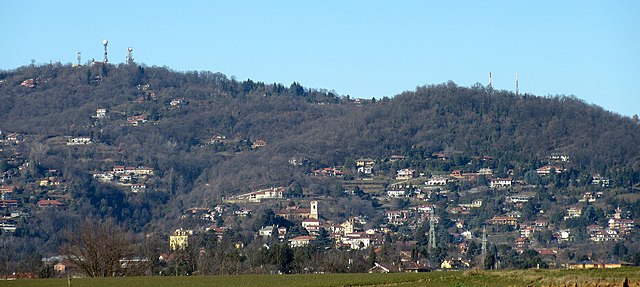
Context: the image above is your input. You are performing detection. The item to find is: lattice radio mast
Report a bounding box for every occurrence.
[481,225,488,269]
[127,47,134,65]
[428,208,436,252]
[102,39,109,63]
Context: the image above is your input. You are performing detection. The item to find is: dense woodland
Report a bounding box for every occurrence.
[1,63,640,276]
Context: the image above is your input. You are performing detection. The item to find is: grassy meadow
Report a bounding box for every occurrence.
[1,268,639,287]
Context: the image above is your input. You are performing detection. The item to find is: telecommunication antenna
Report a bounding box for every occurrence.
[126,47,134,65]
[76,52,82,66]
[481,225,487,269]
[428,208,436,252]
[102,39,109,63]
[488,72,493,89]
[515,69,519,96]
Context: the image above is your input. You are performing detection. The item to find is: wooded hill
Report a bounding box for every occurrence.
[1,63,639,226]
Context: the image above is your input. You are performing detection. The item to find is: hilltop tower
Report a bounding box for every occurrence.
[516,69,519,96]
[126,47,134,65]
[310,200,318,219]
[102,39,109,63]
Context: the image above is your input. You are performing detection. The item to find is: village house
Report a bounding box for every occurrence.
[312,167,344,177]
[579,192,599,203]
[549,153,570,162]
[564,207,582,220]
[95,108,107,118]
[227,187,285,203]
[37,199,65,208]
[386,189,406,198]
[341,233,371,250]
[0,199,19,209]
[258,225,276,238]
[356,158,376,174]
[477,168,493,175]
[591,174,610,187]
[0,185,15,194]
[458,199,483,209]
[251,139,267,149]
[536,165,563,176]
[170,228,192,250]
[0,219,17,232]
[490,216,518,226]
[20,78,36,88]
[67,137,92,145]
[426,176,449,186]
[490,178,512,188]
[130,184,146,193]
[396,169,415,180]
[302,217,321,234]
[170,98,186,106]
[289,235,315,248]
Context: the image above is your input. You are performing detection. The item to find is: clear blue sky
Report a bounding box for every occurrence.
[2,1,639,116]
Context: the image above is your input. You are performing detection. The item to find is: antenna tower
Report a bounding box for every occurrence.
[102,39,109,63]
[76,52,81,67]
[481,225,487,269]
[127,47,134,65]
[488,72,493,89]
[428,208,436,252]
[515,69,519,96]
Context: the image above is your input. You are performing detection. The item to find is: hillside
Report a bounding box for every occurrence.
[1,63,640,276]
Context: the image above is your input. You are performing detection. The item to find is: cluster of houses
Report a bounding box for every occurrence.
[92,165,154,193]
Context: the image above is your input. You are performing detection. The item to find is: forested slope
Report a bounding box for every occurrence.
[1,63,639,221]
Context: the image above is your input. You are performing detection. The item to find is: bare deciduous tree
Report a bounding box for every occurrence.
[60,218,132,277]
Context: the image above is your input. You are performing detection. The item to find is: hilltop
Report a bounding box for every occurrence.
[1,63,640,276]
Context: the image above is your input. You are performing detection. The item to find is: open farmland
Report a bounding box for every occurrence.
[1,268,640,287]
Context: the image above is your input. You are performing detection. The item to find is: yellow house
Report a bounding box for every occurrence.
[169,229,190,250]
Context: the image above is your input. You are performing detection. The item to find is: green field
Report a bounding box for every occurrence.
[1,268,639,287]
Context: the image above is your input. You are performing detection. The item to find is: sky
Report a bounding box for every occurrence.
[2,1,639,116]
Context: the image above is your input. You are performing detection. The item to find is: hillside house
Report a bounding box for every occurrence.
[591,174,610,187]
[302,218,320,234]
[258,225,276,237]
[95,108,107,118]
[170,98,186,106]
[490,216,518,226]
[490,178,512,188]
[251,139,267,149]
[37,199,64,208]
[0,199,18,208]
[228,187,285,203]
[289,235,315,248]
[67,137,92,145]
[478,168,493,175]
[426,176,449,186]
[387,190,406,198]
[564,207,582,220]
[341,233,371,250]
[313,167,344,177]
[170,228,191,250]
[130,184,146,193]
[396,169,415,180]
[536,165,563,175]
[356,158,375,174]
[0,185,15,193]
